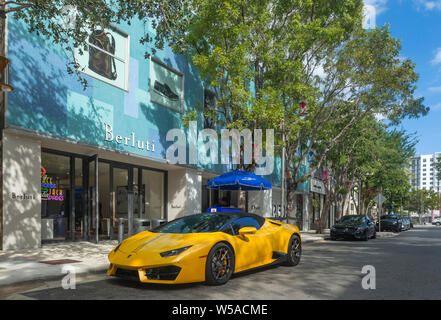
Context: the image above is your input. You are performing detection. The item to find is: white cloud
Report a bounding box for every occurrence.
[414,0,441,10]
[431,102,441,111]
[428,86,441,92]
[431,48,441,65]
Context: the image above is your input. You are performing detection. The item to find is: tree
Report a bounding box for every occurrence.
[172,0,366,215]
[312,113,416,233]
[405,189,440,223]
[282,24,428,230]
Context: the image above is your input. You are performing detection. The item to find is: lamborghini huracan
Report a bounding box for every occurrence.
[107,212,302,285]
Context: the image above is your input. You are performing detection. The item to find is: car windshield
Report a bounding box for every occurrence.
[337,215,364,224]
[381,215,398,220]
[152,213,238,234]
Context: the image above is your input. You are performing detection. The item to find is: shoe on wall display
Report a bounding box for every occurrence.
[153,80,179,101]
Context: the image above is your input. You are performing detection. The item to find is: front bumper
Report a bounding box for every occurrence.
[108,264,182,283]
[331,229,364,239]
[107,252,207,284]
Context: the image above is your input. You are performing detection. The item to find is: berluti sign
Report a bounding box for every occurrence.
[104,123,157,153]
[10,192,37,200]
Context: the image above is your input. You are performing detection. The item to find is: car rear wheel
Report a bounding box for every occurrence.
[205,243,235,286]
[284,234,301,266]
[437,222,440,227]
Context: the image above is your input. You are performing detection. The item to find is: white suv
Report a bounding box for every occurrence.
[432,217,441,226]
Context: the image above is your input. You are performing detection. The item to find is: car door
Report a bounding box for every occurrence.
[229,216,272,271]
[366,217,374,237]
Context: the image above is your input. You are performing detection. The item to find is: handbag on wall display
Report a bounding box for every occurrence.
[88,29,118,81]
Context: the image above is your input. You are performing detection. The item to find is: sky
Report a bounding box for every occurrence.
[365,0,441,155]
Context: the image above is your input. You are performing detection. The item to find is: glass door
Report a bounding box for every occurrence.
[112,166,130,236]
[86,155,99,243]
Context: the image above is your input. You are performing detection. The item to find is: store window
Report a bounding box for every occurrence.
[41,153,71,241]
[75,26,129,90]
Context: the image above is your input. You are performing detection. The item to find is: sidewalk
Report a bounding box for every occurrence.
[0,240,118,288]
[0,229,397,289]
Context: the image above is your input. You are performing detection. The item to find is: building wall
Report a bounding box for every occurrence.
[185,169,202,215]
[167,169,187,221]
[410,153,441,192]
[2,132,41,250]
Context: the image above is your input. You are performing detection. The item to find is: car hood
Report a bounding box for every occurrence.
[334,223,361,228]
[108,231,221,268]
[381,219,398,223]
[115,231,207,255]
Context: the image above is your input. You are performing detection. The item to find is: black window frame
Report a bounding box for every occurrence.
[227,215,265,236]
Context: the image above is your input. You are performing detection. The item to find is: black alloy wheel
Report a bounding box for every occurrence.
[284,234,302,266]
[362,230,369,241]
[205,243,235,285]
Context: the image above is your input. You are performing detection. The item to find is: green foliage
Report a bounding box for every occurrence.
[405,189,441,213]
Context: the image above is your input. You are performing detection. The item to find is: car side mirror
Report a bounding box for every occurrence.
[239,227,257,237]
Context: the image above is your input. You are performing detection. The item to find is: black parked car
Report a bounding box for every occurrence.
[331,215,376,241]
[376,214,401,232]
[400,217,411,231]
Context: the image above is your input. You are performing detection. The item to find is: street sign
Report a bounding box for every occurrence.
[374,193,387,232]
[373,193,387,207]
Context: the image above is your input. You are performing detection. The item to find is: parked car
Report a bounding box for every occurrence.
[376,214,402,232]
[400,217,411,231]
[330,215,376,241]
[432,217,441,226]
[108,212,302,285]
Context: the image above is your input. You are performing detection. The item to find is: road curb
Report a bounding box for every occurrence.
[0,264,109,289]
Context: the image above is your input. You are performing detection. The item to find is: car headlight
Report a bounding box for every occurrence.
[160,246,192,257]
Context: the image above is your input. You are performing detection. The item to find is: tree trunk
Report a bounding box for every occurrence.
[316,194,331,234]
[0,0,7,250]
[286,180,299,228]
[342,192,350,216]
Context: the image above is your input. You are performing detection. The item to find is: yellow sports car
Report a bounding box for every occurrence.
[107,212,301,285]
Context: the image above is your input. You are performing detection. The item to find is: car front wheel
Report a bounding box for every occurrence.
[205,243,235,286]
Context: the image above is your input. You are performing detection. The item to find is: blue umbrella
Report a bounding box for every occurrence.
[206,170,272,191]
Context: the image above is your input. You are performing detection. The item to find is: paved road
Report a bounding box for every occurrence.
[8,225,441,300]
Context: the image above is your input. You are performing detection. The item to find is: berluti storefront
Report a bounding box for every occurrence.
[40,148,167,244]
[1,128,169,250]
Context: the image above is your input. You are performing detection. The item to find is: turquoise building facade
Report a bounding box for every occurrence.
[1,15,311,250]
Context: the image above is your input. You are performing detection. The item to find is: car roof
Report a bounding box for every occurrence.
[197,211,268,224]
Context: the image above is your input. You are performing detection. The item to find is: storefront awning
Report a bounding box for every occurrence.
[206,170,272,191]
